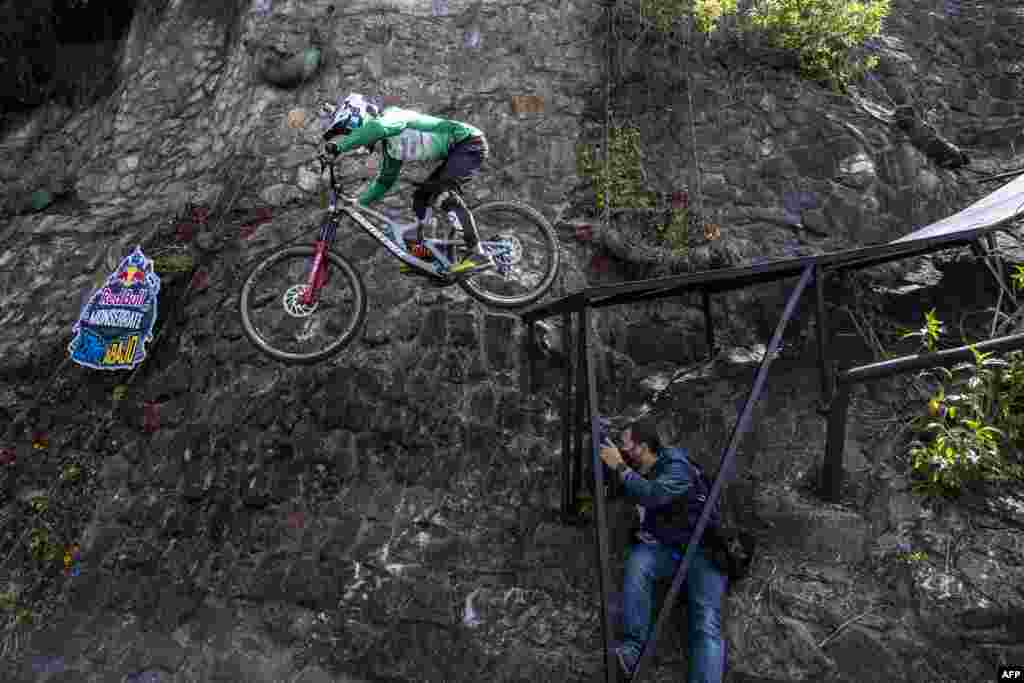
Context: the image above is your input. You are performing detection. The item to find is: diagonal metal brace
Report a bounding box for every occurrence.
[629,264,815,683]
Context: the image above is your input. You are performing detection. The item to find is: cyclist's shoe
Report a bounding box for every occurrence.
[450,248,494,276]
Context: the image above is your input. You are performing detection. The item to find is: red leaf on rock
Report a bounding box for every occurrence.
[190,206,210,225]
[0,448,15,465]
[190,270,209,292]
[143,402,160,432]
[575,224,593,242]
[671,190,688,210]
[176,222,195,242]
[287,511,306,530]
[590,254,610,272]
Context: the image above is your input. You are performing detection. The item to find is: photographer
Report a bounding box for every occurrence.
[598,416,726,682]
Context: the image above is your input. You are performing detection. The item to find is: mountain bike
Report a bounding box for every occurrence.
[239,152,560,364]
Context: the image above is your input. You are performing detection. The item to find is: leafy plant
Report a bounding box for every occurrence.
[28,528,60,563]
[152,253,195,274]
[641,0,690,33]
[576,128,657,212]
[657,206,691,254]
[1012,264,1024,293]
[61,464,82,483]
[29,496,48,515]
[896,550,928,564]
[900,308,945,354]
[995,350,1024,449]
[746,0,890,91]
[904,333,1024,498]
[640,0,739,34]
[694,0,740,33]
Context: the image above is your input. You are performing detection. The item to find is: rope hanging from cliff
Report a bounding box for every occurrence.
[603,0,614,260]
[685,13,704,253]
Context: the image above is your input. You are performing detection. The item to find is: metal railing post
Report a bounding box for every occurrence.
[814,265,833,408]
[561,312,573,517]
[971,239,1017,308]
[702,288,715,358]
[522,320,535,395]
[821,378,850,502]
[581,305,617,683]
[574,310,587,512]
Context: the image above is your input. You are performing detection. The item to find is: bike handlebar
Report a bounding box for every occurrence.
[315,152,359,204]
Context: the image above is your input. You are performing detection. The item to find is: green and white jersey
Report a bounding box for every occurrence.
[332,106,485,206]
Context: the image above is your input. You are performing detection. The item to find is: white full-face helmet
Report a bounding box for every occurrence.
[321,93,380,141]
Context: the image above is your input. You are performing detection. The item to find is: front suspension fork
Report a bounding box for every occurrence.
[300,240,329,306]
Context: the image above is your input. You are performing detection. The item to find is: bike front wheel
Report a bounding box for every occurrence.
[239,245,367,364]
[457,201,560,308]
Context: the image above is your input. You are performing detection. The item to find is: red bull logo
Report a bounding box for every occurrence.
[69,245,161,371]
[118,265,147,287]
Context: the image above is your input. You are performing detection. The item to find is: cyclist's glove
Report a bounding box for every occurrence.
[325,142,340,157]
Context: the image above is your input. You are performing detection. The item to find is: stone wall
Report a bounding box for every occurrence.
[1,0,1024,682]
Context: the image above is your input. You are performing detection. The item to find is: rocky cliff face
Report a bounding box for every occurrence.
[1,1,1023,682]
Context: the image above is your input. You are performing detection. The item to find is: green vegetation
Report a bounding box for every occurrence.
[896,550,928,564]
[60,464,81,482]
[28,528,60,563]
[747,0,889,91]
[0,585,34,626]
[576,127,656,212]
[1,448,92,642]
[639,0,890,92]
[899,283,1024,500]
[576,130,695,254]
[657,206,691,255]
[152,253,196,274]
[29,495,49,515]
[641,0,739,34]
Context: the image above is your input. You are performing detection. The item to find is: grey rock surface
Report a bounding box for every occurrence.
[1,1,1023,682]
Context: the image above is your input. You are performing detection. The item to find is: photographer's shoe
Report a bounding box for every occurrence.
[614,646,637,680]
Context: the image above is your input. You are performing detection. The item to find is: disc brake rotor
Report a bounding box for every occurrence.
[283,284,319,317]
[490,234,523,266]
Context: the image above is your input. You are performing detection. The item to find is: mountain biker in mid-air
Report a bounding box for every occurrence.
[321,93,494,276]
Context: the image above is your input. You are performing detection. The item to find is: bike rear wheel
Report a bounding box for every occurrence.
[239,245,366,364]
[455,201,560,308]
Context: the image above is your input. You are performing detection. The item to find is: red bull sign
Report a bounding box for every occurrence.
[69,246,161,370]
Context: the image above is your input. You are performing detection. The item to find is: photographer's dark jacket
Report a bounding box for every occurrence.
[617,446,712,547]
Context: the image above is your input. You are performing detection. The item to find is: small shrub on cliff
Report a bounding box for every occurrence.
[900,307,1024,500]
[657,206,691,254]
[641,0,739,34]
[746,0,890,91]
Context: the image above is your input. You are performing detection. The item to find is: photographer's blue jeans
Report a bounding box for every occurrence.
[621,542,727,683]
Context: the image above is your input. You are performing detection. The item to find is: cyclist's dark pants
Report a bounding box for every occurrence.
[412,135,489,250]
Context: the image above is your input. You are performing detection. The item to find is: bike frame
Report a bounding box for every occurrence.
[299,155,472,306]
